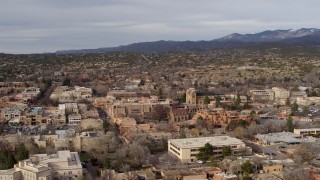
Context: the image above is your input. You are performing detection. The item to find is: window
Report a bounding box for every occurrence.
[68,171,72,175]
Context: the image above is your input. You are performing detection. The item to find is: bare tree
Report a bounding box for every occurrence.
[128,143,150,166]
[100,169,116,180]
[151,105,170,121]
[283,165,310,180]
[292,144,315,164]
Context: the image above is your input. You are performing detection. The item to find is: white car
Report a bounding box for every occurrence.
[197,160,204,164]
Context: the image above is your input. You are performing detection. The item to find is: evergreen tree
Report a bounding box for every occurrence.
[291,101,299,114]
[287,115,294,132]
[302,106,309,116]
[235,94,241,105]
[196,143,214,161]
[222,146,232,157]
[16,143,29,161]
[103,120,109,134]
[241,161,253,174]
[62,77,71,86]
[204,96,210,105]
[0,150,16,170]
[215,96,222,108]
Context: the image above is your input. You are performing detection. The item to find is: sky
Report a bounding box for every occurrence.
[0,0,319,54]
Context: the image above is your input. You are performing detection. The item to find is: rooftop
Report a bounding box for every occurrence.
[27,107,43,115]
[255,132,309,144]
[295,128,320,132]
[169,136,244,148]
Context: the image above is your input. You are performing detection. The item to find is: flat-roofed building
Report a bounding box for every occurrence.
[254,132,315,145]
[16,87,40,102]
[50,86,92,103]
[272,87,290,105]
[0,169,22,180]
[68,114,81,125]
[294,128,320,136]
[0,150,82,180]
[168,136,250,163]
[249,89,274,101]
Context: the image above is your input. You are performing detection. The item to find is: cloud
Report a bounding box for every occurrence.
[0,0,319,53]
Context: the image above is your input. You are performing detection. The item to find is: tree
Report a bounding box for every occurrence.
[158,88,163,99]
[283,165,309,180]
[103,120,109,134]
[151,105,169,121]
[234,126,247,139]
[285,98,291,106]
[241,161,253,174]
[222,146,232,157]
[291,101,298,114]
[138,79,145,86]
[215,96,222,108]
[302,106,309,116]
[196,116,206,129]
[179,128,187,138]
[62,77,71,86]
[16,143,29,161]
[287,115,294,132]
[243,102,251,109]
[292,144,315,164]
[235,94,241,106]
[250,110,256,118]
[196,143,214,161]
[204,96,210,105]
[177,93,186,104]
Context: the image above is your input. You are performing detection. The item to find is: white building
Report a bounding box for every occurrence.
[68,115,81,125]
[294,128,320,136]
[16,87,41,101]
[0,151,82,180]
[50,86,92,103]
[249,89,274,101]
[168,136,250,163]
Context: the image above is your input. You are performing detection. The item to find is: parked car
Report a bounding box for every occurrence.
[197,160,204,164]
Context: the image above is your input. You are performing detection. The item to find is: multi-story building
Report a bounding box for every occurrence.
[249,89,274,101]
[2,107,21,122]
[0,151,82,180]
[294,128,320,136]
[290,90,307,102]
[23,107,44,125]
[186,88,218,105]
[192,109,253,127]
[168,136,250,163]
[169,108,189,122]
[272,87,290,105]
[106,98,172,120]
[68,114,81,125]
[16,87,40,102]
[43,107,66,125]
[250,87,307,105]
[50,86,92,102]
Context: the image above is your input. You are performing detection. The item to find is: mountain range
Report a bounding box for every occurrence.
[55,28,320,54]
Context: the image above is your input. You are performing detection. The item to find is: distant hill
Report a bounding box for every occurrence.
[55,28,320,54]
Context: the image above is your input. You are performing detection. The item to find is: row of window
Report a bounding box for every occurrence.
[170,147,180,156]
[169,142,181,151]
